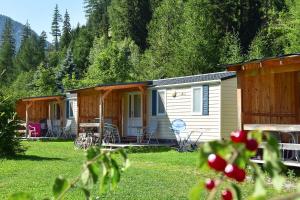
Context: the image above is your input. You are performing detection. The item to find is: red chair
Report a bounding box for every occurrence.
[28,123,41,137]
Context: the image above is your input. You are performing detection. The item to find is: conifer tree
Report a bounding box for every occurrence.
[21,21,32,42]
[0,19,15,84]
[38,31,47,61]
[51,4,62,50]
[61,10,72,48]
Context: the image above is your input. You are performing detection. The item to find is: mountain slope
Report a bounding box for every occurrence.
[0,14,38,50]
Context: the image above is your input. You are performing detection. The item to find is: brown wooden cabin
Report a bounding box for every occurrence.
[227,54,300,129]
[16,95,65,134]
[70,82,150,141]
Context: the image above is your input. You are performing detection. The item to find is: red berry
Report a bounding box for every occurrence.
[224,164,237,179]
[246,139,258,151]
[230,130,248,143]
[224,164,246,182]
[221,189,233,200]
[205,179,215,190]
[235,168,246,182]
[208,154,227,172]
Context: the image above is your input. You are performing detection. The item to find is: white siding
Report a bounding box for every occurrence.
[148,83,221,142]
[65,93,78,135]
[220,78,238,139]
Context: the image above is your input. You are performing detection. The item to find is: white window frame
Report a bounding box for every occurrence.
[67,100,74,119]
[191,86,203,115]
[157,89,167,115]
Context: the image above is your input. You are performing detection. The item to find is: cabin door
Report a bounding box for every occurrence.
[127,93,142,136]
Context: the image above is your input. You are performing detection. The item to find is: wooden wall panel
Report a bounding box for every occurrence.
[241,69,299,125]
[28,101,49,122]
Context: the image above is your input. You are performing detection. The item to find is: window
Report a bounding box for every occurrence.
[192,85,209,115]
[66,100,74,118]
[157,90,166,115]
[192,87,203,113]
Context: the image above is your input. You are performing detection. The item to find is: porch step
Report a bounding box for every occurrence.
[121,136,137,143]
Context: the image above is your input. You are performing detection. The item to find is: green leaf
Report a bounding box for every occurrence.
[100,173,110,194]
[81,166,90,185]
[119,148,130,170]
[248,130,263,143]
[88,163,100,183]
[8,192,34,200]
[110,158,121,189]
[189,181,205,200]
[231,183,242,200]
[81,187,91,199]
[52,176,70,198]
[86,147,100,161]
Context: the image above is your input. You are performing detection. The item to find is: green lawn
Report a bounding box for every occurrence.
[0,141,297,199]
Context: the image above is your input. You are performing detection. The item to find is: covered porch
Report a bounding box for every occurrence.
[16,95,65,137]
[73,82,149,143]
[228,54,300,166]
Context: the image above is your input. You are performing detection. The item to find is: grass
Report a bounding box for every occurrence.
[0,141,298,199]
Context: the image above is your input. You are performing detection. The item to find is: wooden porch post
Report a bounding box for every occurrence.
[99,89,113,144]
[139,86,147,139]
[77,93,81,136]
[25,102,33,136]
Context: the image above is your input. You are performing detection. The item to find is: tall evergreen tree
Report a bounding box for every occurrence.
[51,4,62,50]
[84,0,111,37]
[109,0,152,50]
[61,10,72,48]
[38,31,47,61]
[21,21,32,42]
[0,19,15,84]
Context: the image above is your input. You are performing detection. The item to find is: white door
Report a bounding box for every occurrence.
[127,93,142,136]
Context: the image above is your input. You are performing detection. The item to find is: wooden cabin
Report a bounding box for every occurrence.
[227,54,300,166]
[227,54,300,129]
[16,95,65,136]
[70,82,149,141]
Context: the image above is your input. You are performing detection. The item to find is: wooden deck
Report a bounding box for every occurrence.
[251,159,300,167]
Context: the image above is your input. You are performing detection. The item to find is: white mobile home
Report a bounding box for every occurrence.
[17,71,238,142]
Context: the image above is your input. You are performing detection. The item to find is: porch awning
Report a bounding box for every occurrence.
[21,95,65,102]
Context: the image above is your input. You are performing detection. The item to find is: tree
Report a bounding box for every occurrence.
[84,0,111,37]
[61,10,72,48]
[33,63,57,96]
[69,26,94,76]
[0,19,16,84]
[38,31,48,62]
[15,25,42,72]
[219,32,244,65]
[21,21,32,42]
[108,0,152,50]
[83,37,139,86]
[140,0,184,79]
[51,4,62,50]
[56,48,78,92]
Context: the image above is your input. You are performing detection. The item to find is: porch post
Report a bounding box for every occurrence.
[139,86,147,140]
[25,102,33,136]
[99,93,104,144]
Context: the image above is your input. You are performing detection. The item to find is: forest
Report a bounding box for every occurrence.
[0,0,300,102]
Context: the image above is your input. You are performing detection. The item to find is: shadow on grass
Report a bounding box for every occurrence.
[5,154,65,161]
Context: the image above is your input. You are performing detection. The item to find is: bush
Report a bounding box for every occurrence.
[0,91,25,157]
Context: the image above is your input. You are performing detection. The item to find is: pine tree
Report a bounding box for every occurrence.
[84,0,111,37]
[38,31,47,61]
[0,19,15,84]
[51,4,62,50]
[109,0,152,50]
[61,10,72,48]
[56,48,77,92]
[21,21,32,42]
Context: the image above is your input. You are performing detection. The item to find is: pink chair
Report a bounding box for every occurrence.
[28,123,41,137]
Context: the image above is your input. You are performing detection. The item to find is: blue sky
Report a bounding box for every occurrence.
[0,0,86,41]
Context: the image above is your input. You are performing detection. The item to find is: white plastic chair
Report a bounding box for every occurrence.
[144,119,159,144]
[61,120,72,139]
[46,120,54,137]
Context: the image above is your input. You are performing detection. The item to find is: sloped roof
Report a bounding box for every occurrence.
[152,71,236,86]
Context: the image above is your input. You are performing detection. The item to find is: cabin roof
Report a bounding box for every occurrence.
[152,71,236,86]
[226,53,300,71]
[68,81,152,93]
[19,95,65,102]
